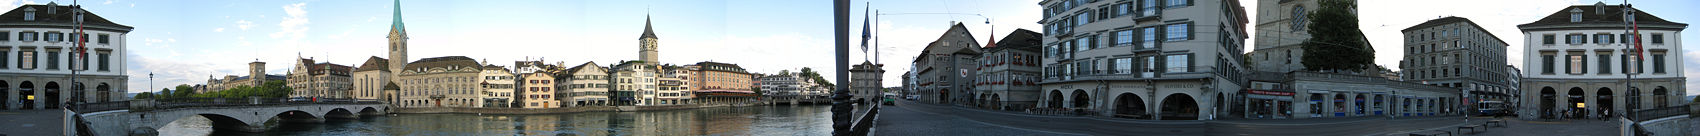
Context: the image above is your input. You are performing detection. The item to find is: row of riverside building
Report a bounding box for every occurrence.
[900,0,1685,120]
[178,0,814,109]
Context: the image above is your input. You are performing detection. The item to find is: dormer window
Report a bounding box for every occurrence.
[23,8,35,21]
[1569,8,1582,22]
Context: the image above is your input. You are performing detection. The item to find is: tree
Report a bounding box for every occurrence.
[1299,0,1374,73]
[173,84,196,98]
[158,88,173,99]
[135,92,154,99]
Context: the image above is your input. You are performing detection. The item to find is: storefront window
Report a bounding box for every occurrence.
[1309,93,1324,117]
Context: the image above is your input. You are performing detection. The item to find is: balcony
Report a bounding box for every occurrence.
[1131,9,1160,21]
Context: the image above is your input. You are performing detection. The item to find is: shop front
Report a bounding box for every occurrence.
[1243,89,1294,119]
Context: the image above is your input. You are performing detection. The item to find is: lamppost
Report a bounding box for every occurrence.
[148,72,154,99]
[831,1,851,135]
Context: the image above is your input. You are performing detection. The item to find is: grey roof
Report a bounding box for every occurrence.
[404,56,480,70]
[354,56,389,72]
[1517,3,1686,31]
[0,3,133,32]
[985,28,1043,52]
[640,15,657,39]
[1402,17,1509,47]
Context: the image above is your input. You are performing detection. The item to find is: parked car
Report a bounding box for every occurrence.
[287,97,310,102]
[905,95,919,100]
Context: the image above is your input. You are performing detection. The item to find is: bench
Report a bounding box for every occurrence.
[1408,130,1453,136]
[1485,120,1507,127]
[1456,124,1484,134]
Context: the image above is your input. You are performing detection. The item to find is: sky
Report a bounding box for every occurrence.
[11,0,1696,96]
[8,0,834,93]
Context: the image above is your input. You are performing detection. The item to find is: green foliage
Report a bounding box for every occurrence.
[173,84,196,98]
[158,88,173,99]
[1300,0,1374,73]
[185,80,294,99]
[798,67,834,87]
[135,92,154,99]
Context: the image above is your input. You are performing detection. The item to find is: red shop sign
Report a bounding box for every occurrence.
[1246,89,1294,96]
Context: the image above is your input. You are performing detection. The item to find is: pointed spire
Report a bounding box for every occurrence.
[985,26,996,48]
[390,0,406,34]
[640,14,657,39]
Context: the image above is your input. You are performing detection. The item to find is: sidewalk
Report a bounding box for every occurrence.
[0,110,68,136]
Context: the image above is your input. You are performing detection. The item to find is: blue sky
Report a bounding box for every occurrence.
[12,0,1697,96]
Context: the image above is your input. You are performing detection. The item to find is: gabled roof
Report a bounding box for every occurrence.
[920,23,980,55]
[354,56,389,72]
[1518,2,1686,31]
[985,28,1043,52]
[566,61,607,74]
[0,3,133,32]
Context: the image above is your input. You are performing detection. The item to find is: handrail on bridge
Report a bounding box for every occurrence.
[71,97,383,113]
[1631,105,1691,121]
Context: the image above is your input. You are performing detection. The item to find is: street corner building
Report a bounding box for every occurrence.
[1399,16,1514,115]
[972,28,1043,110]
[287,57,354,99]
[1035,0,1250,120]
[1515,2,1687,121]
[397,56,484,108]
[912,23,983,105]
[0,2,134,110]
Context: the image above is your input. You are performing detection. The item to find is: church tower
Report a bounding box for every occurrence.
[387,0,408,76]
[638,15,659,65]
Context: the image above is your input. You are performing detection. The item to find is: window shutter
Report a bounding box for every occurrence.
[1187,0,1193,6]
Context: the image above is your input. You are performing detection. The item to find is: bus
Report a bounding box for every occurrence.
[1476,100,1507,116]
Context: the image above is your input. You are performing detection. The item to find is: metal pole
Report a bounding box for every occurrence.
[831,0,852,135]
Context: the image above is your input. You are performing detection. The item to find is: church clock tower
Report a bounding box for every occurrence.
[638,15,659,65]
[387,0,408,76]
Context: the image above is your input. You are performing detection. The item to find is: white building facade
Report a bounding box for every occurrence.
[0,3,132,110]
[1516,3,1686,120]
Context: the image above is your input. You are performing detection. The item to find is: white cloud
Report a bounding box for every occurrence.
[213,28,224,32]
[102,0,111,5]
[271,3,309,40]
[235,20,253,31]
[366,16,377,22]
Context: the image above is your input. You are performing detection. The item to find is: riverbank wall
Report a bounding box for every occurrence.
[392,103,769,114]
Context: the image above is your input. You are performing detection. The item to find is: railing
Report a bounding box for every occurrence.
[99,97,383,112]
[71,101,131,113]
[850,103,880,136]
[1631,105,1690,121]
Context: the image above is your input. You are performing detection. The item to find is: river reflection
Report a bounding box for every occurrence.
[168,105,834,136]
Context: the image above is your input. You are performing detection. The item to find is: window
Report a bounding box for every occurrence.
[1541,54,1554,74]
[1166,23,1190,41]
[1075,61,1091,76]
[1651,33,1664,44]
[1112,58,1132,74]
[0,51,6,69]
[1166,0,1189,7]
[1165,54,1190,73]
[44,32,60,42]
[23,8,33,21]
[1075,12,1091,26]
[1569,10,1581,22]
[1565,34,1584,44]
[1115,30,1134,46]
[1292,6,1306,32]
[0,32,7,41]
[1594,34,1613,44]
[1140,27,1158,49]
[1141,56,1157,77]
[1566,54,1585,74]
[1116,3,1132,17]
[46,51,57,70]
[1599,54,1611,74]
[20,32,34,42]
[1653,53,1666,73]
[78,52,87,71]
[97,34,109,44]
[1138,0,1158,16]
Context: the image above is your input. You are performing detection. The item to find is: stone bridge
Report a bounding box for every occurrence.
[74,98,387,136]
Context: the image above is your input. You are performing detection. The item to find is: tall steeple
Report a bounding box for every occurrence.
[387,0,409,77]
[640,15,657,39]
[638,14,659,65]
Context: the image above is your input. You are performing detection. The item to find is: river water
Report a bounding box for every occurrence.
[158,105,836,136]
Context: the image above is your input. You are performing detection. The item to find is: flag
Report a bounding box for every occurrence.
[859,5,871,54]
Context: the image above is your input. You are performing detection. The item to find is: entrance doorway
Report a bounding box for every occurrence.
[1540,87,1556,119]
[1160,94,1198,120]
[1114,93,1147,119]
